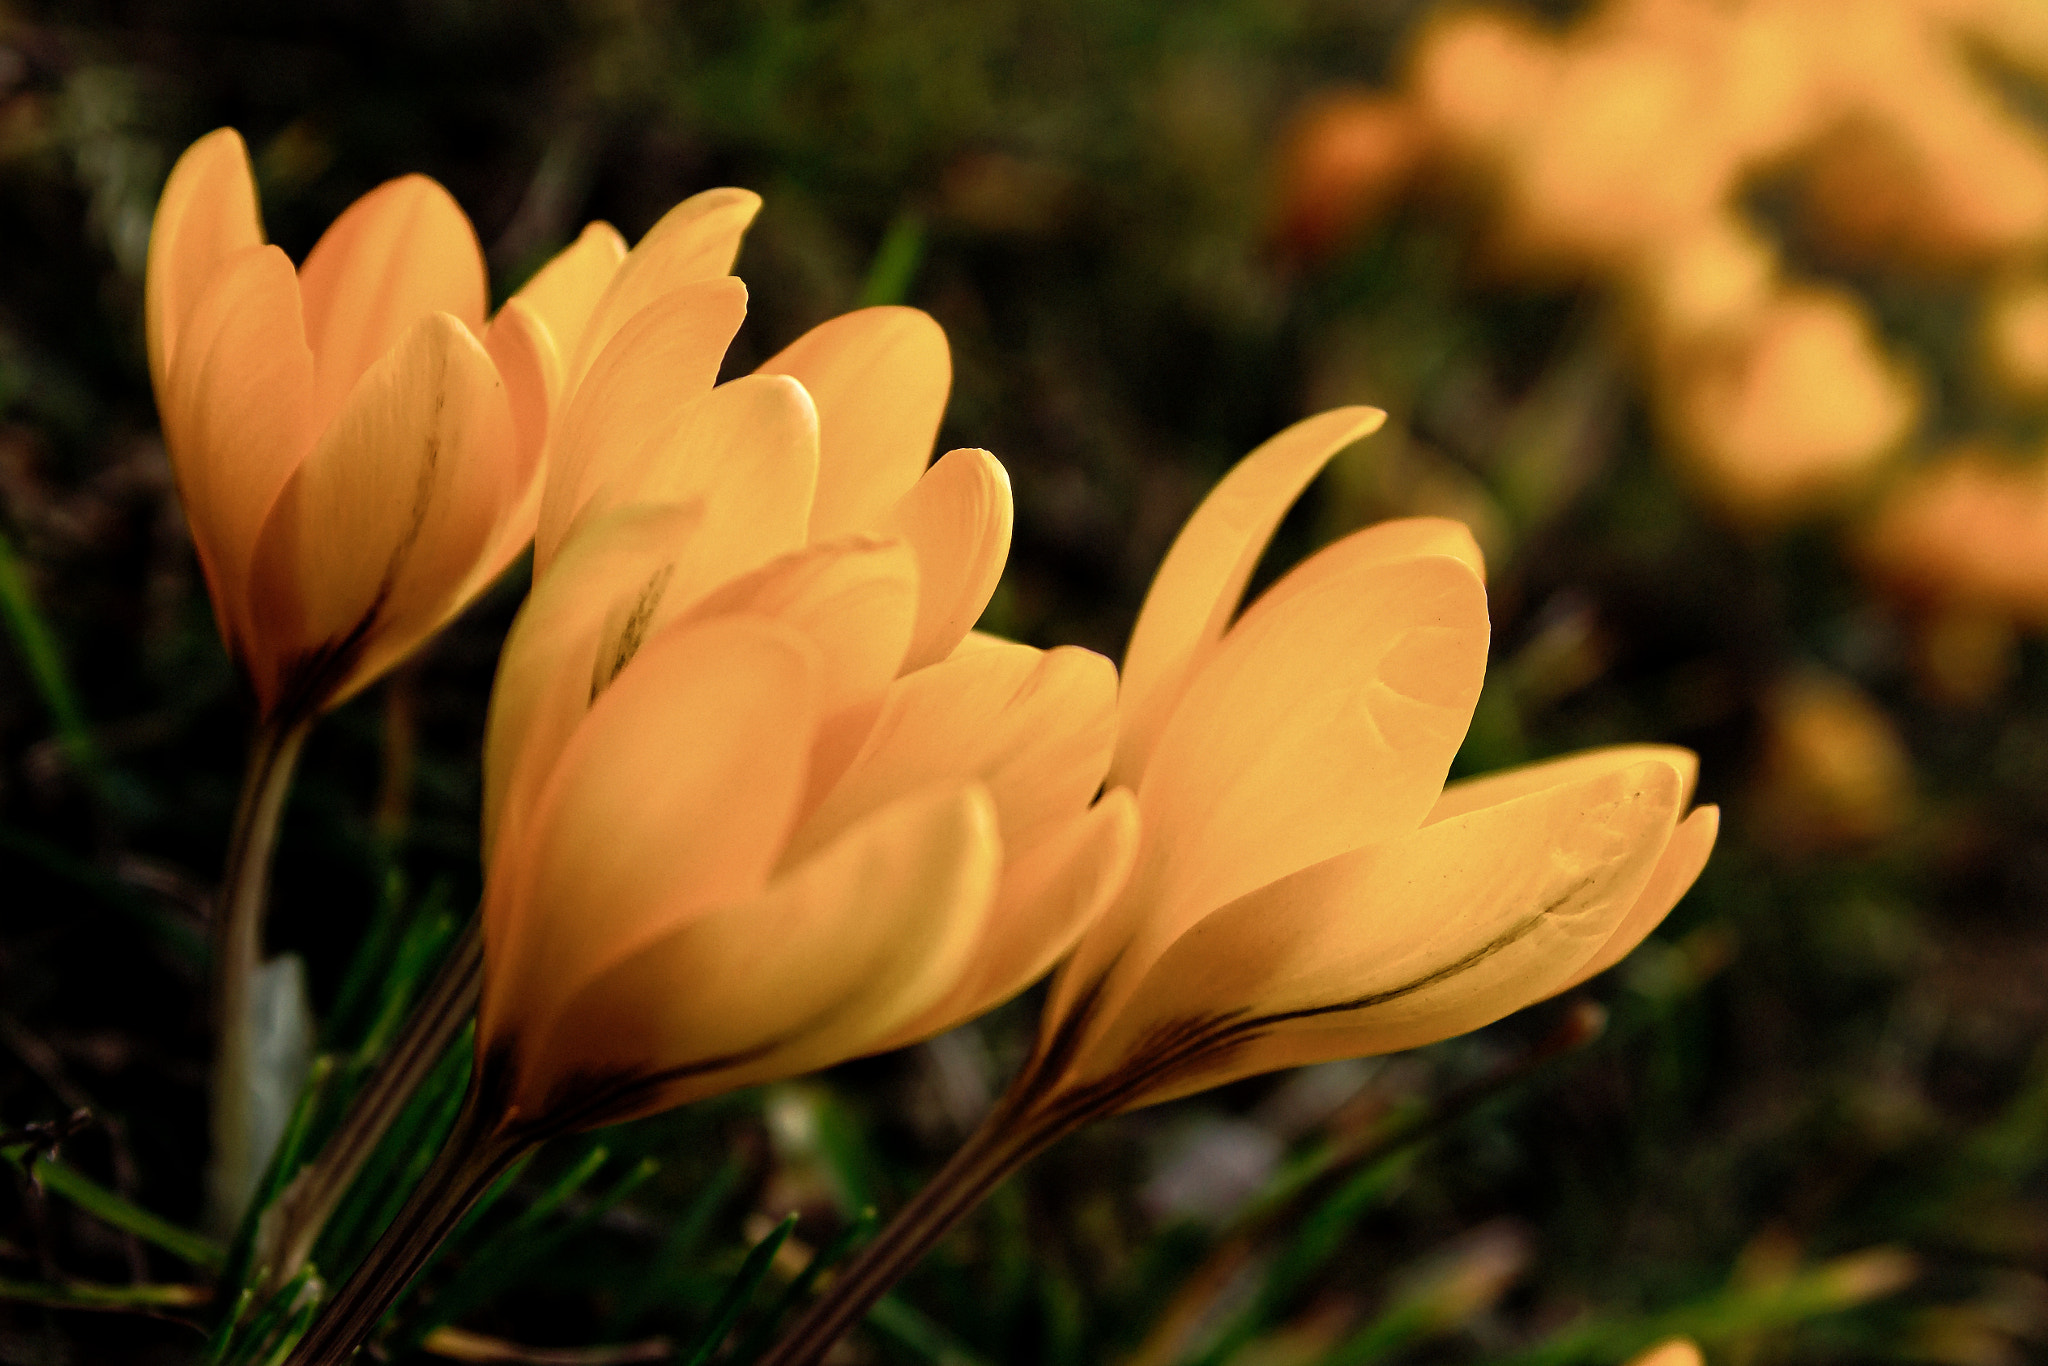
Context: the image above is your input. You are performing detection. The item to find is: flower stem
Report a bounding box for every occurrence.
[256,918,485,1292]
[751,1093,1074,1366]
[209,716,312,1236]
[282,1094,526,1366]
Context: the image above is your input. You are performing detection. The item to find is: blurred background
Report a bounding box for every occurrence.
[6,0,2048,1361]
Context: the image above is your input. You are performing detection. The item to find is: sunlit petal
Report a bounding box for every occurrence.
[146,128,263,401]
[883,448,1014,671]
[1558,803,1719,990]
[509,221,628,367]
[1430,744,1700,823]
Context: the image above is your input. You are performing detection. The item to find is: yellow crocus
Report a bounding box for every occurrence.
[755,408,1718,1366]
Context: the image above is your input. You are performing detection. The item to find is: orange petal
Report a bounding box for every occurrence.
[786,640,1118,868]
[1430,745,1699,824]
[1113,408,1387,788]
[875,787,1139,1052]
[297,175,489,430]
[146,129,264,402]
[757,306,952,539]
[512,783,998,1126]
[245,312,514,716]
[535,277,750,572]
[1246,516,1485,621]
[1081,757,1686,1106]
[552,371,816,579]
[678,536,918,720]
[161,244,317,662]
[463,299,556,602]
[481,501,710,861]
[507,221,628,366]
[482,615,821,1055]
[882,448,1013,672]
[565,188,760,392]
[1072,551,1488,1022]
[1558,803,1718,990]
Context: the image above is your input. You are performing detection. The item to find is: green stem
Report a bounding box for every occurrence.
[256,919,484,1293]
[282,1094,527,1366]
[751,1092,1075,1366]
[208,717,312,1236]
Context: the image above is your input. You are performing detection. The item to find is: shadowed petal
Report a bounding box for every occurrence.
[1113,407,1386,787]
[883,448,1013,672]
[297,175,489,430]
[482,616,821,1053]
[517,784,999,1125]
[759,306,952,539]
[245,312,514,716]
[146,128,264,401]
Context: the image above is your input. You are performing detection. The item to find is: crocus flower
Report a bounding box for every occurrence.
[756,407,1717,1366]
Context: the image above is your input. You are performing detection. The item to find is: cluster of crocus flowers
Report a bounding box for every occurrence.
[753,408,1717,1366]
[1272,0,2048,522]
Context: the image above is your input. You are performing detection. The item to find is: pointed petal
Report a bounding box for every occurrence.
[162,244,317,662]
[1431,745,1699,823]
[515,784,999,1126]
[246,312,515,716]
[482,616,821,1055]
[534,277,750,571]
[297,175,489,429]
[758,306,952,539]
[551,371,816,580]
[1071,551,1489,1026]
[566,188,760,392]
[481,501,709,861]
[1247,517,1485,622]
[786,641,1118,869]
[1085,758,1686,1106]
[508,221,628,364]
[678,536,918,720]
[1558,803,1718,990]
[876,788,1140,1052]
[146,128,264,401]
[883,448,1014,671]
[1114,407,1387,787]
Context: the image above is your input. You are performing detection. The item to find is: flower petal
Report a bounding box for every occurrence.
[1083,758,1686,1106]
[758,306,952,539]
[534,277,750,572]
[786,640,1119,869]
[1558,803,1718,990]
[481,501,710,862]
[882,448,1014,672]
[1430,744,1699,824]
[245,312,514,716]
[1113,407,1386,787]
[565,188,760,392]
[297,175,489,429]
[514,783,999,1126]
[146,128,264,401]
[508,221,628,366]
[481,615,821,1056]
[162,244,317,662]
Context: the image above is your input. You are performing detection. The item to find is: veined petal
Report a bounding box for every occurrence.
[146,128,263,402]
[1081,758,1686,1107]
[1430,744,1699,824]
[482,616,820,1056]
[508,221,628,365]
[245,312,514,717]
[298,175,489,430]
[678,536,918,720]
[535,277,750,572]
[786,640,1118,869]
[882,448,1013,672]
[553,371,817,579]
[757,306,952,540]
[514,784,999,1127]
[481,501,709,862]
[1066,551,1488,1031]
[875,787,1139,1053]
[565,188,761,392]
[162,244,317,662]
[1558,803,1718,990]
[1113,407,1386,788]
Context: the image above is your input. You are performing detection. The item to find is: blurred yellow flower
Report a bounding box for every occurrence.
[1625,1340,1705,1366]
[1749,670,1914,853]
[1860,446,2048,626]
[147,128,658,723]
[1027,408,1718,1111]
